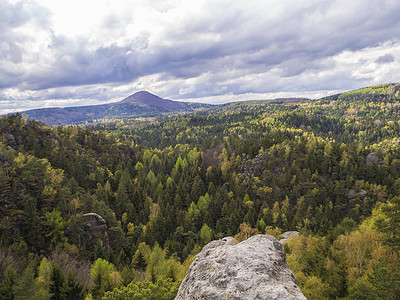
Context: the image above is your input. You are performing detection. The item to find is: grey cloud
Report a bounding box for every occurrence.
[0,0,30,28]
[0,0,51,88]
[25,43,137,89]
[273,57,337,78]
[141,0,400,83]
[375,53,395,64]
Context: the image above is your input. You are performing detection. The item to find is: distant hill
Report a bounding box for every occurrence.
[322,83,400,102]
[22,91,212,126]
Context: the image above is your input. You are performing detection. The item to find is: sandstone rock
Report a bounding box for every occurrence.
[358,190,368,198]
[347,189,356,199]
[5,133,17,149]
[280,231,299,245]
[240,153,268,180]
[0,151,5,163]
[366,152,381,166]
[83,213,109,248]
[347,189,368,199]
[83,213,107,232]
[175,234,306,300]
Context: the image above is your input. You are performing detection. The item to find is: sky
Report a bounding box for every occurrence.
[1,0,400,114]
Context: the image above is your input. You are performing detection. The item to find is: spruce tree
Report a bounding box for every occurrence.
[13,265,37,300]
[381,196,400,250]
[49,264,65,300]
[132,249,147,270]
[63,272,85,300]
[0,265,17,300]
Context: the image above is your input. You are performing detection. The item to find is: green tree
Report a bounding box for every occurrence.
[37,257,53,292]
[21,193,44,252]
[49,264,65,300]
[381,196,400,250]
[43,209,68,249]
[94,239,105,260]
[90,258,116,298]
[199,223,213,245]
[132,249,147,270]
[114,170,132,217]
[101,277,180,300]
[13,265,47,300]
[64,272,85,300]
[368,258,400,299]
[0,265,17,300]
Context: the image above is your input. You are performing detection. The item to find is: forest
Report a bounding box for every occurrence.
[1,83,400,299]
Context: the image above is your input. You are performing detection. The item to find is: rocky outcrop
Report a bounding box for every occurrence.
[175,234,306,300]
[83,213,109,248]
[0,151,6,164]
[5,133,17,149]
[83,213,107,232]
[347,189,368,199]
[240,153,268,180]
[366,152,381,166]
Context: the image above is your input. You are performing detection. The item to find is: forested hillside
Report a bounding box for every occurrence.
[1,83,400,299]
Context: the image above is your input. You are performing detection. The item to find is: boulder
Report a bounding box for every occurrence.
[347,189,368,199]
[358,190,368,198]
[175,234,306,300]
[347,189,356,199]
[366,152,381,166]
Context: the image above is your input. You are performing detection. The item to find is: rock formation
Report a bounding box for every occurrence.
[347,188,368,199]
[240,153,268,180]
[83,213,109,248]
[5,133,17,149]
[366,152,381,166]
[175,234,306,300]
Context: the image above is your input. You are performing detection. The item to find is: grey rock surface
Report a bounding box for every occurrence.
[280,231,299,245]
[5,133,17,149]
[240,153,268,180]
[347,188,368,199]
[175,234,306,300]
[83,213,109,248]
[366,152,381,166]
[83,213,107,232]
[0,151,5,162]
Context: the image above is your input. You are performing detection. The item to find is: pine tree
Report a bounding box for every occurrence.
[21,193,44,252]
[94,239,105,260]
[368,258,400,299]
[0,265,17,300]
[64,272,85,300]
[43,210,68,250]
[13,265,41,300]
[132,249,147,270]
[49,264,65,300]
[381,196,400,250]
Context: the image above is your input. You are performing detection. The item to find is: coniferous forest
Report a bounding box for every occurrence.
[1,83,400,299]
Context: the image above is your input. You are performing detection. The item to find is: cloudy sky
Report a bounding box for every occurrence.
[1,0,400,113]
